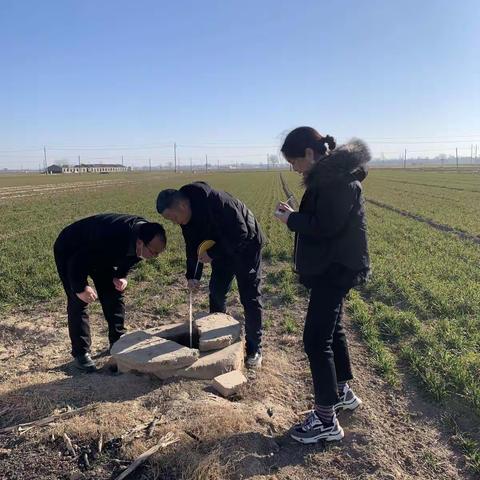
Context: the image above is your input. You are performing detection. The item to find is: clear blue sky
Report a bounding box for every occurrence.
[1,0,479,168]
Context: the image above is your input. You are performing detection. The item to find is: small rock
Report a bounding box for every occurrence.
[212,370,248,397]
[0,448,11,457]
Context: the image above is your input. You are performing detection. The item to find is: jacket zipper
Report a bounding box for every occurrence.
[294,233,299,271]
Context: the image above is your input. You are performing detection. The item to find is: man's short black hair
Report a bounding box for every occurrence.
[138,222,166,245]
[156,189,187,213]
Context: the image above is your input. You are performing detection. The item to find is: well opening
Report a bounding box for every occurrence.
[167,329,200,350]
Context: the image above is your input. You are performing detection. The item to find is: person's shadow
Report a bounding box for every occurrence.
[162,429,329,479]
[0,361,163,430]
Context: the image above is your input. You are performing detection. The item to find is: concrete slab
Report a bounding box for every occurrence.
[177,341,244,380]
[212,370,248,397]
[110,330,153,355]
[112,336,199,375]
[195,313,241,351]
[110,325,244,380]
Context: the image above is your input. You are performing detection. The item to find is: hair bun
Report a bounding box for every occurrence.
[324,135,336,151]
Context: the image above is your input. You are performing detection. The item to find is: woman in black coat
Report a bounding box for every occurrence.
[275,126,370,444]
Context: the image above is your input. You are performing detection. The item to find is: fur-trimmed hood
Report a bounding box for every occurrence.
[303,138,371,188]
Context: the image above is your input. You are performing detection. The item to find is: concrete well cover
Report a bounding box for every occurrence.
[194,313,241,351]
[112,335,199,373]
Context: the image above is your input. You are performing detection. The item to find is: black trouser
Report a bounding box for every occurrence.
[54,249,126,358]
[208,243,263,355]
[303,278,354,406]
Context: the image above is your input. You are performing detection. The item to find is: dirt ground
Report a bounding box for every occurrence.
[0,275,476,480]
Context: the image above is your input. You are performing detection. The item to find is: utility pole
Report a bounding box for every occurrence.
[174,143,177,173]
[217,158,220,170]
[43,146,47,174]
[78,155,81,174]
[149,158,152,172]
[404,149,407,169]
[205,154,208,173]
[121,155,124,166]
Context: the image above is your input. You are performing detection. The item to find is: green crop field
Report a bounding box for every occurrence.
[1,167,480,473]
[363,169,480,236]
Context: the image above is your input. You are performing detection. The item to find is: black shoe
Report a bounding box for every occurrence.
[74,353,97,372]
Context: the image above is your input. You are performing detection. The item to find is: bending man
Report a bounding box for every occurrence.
[156,182,265,368]
[54,213,166,372]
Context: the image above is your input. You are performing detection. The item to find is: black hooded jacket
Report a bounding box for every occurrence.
[286,139,370,282]
[54,213,145,293]
[179,182,266,280]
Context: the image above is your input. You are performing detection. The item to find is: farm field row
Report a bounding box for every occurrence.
[364,170,480,236]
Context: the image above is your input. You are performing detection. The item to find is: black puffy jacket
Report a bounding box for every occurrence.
[286,139,370,283]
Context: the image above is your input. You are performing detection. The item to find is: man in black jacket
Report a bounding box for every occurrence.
[156,182,265,367]
[53,213,166,372]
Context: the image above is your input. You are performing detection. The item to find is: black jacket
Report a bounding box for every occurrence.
[54,213,145,293]
[286,139,370,283]
[180,182,265,280]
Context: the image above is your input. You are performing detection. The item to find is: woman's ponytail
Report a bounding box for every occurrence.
[281,126,336,158]
[323,134,336,151]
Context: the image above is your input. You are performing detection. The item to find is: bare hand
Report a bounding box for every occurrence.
[198,251,212,264]
[274,201,295,224]
[187,279,200,292]
[113,277,128,292]
[76,286,98,304]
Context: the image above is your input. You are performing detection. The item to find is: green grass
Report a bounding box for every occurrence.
[0,171,290,310]
[281,312,299,334]
[447,416,480,475]
[364,169,480,235]
[347,291,399,385]
[265,268,305,305]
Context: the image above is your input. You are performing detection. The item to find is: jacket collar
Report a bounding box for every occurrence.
[303,138,371,188]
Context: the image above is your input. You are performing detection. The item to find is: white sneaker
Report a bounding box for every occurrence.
[335,385,362,412]
[290,410,344,444]
[246,352,262,369]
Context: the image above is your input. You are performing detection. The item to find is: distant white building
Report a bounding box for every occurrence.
[46,164,129,174]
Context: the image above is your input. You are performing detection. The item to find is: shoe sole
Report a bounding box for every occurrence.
[74,363,97,373]
[290,426,345,444]
[335,396,362,412]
